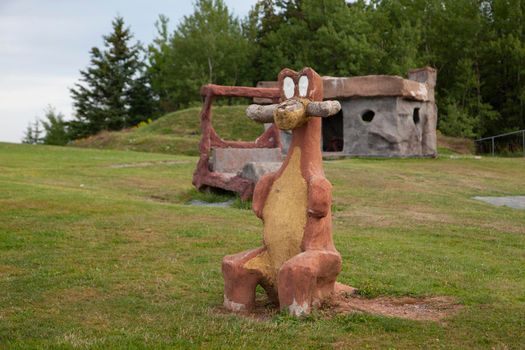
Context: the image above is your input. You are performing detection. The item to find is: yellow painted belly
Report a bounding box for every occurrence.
[244,147,308,283]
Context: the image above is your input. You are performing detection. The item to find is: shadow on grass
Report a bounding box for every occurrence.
[179,188,252,210]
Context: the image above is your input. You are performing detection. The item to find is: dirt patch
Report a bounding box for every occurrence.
[120,227,159,243]
[216,288,461,322]
[0,264,24,277]
[323,292,461,322]
[44,287,104,305]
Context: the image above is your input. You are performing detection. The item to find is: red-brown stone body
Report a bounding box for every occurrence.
[222,68,345,316]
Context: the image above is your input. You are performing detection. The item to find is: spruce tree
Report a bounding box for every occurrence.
[32,119,43,144]
[21,123,35,144]
[41,106,70,146]
[21,119,42,144]
[70,16,155,139]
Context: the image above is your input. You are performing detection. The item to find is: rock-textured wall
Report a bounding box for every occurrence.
[327,67,437,158]
[341,97,437,157]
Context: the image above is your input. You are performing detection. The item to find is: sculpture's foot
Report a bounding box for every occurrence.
[278,250,342,317]
[288,298,311,317]
[222,247,267,313]
[223,295,247,312]
[284,283,355,316]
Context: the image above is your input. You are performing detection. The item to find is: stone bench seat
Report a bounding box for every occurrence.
[239,161,282,182]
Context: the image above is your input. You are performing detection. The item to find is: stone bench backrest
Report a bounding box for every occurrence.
[211,148,282,174]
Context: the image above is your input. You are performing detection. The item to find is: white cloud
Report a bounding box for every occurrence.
[0,74,75,143]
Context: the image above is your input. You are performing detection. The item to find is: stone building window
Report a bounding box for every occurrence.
[413,108,420,124]
[361,110,375,122]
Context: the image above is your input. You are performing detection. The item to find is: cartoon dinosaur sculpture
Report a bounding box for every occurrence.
[222,67,346,316]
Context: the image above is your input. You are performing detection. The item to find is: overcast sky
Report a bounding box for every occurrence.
[0,0,257,143]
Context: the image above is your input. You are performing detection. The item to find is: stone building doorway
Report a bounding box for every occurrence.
[322,110,344,152]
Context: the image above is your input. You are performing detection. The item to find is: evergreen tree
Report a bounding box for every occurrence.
[41,106,70,146]
[21,119,42,144]
[70,16,155,139]
[33,120,43,144]
[21,123,35,144]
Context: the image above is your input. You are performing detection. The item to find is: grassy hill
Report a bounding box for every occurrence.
[72,106,265,156]
[72,105,474,156]
[1,142,524,348]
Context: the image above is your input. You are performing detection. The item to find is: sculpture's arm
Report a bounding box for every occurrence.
[307,175,332,218]
[252,172,276,220]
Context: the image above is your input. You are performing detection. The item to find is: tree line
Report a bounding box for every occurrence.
[24,0,525,145]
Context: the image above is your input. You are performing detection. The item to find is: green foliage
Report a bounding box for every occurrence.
[69,16,156,139]
[136,118,153,129]
[145,0,524,138]
[148,0,252,112]
[439,97,480,138]
[40,106,70,146]
[20,124,33,144]
[21,119,42,144]
[231,197,252,210]
[147,15,176,112]
[65,1,524,140]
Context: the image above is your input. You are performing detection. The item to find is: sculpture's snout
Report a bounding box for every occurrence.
[246,99,341,131]
[273,99,308,130]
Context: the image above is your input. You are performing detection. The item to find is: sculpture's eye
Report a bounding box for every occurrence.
[283,76,295,99]
[298,75,308,97]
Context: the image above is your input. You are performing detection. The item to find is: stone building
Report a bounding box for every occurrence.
[259,67,437,157]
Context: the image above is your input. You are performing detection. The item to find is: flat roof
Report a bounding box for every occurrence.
[256,75,430,102]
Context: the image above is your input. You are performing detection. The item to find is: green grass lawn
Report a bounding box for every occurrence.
[1,142,524,349]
